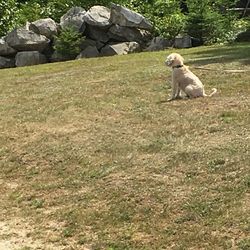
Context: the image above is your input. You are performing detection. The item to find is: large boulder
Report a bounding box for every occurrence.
[0,56,15,69]
[15,51,47,67]
[80,39,104,51]
[110,3,153,31]
[174,35,192,48]
[0,37,17,56]
[145,36,172,51]
[77,46,99,59]
[29,18,58,39]
[60,7,86,32]
[6,28,50,52]
[85,25,109,43]
[83,6,111,28]
[100,42,141,56]
[108,24,152,44]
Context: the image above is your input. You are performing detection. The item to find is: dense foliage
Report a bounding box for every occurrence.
[0,0,248,44]
[185,0,243,44]
[0,0,19,36]
[126,0,186,39]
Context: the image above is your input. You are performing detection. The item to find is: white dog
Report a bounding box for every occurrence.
[165,53,217,101]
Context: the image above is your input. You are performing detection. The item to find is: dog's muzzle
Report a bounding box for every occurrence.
[165,57,173,66]
[165,59,172,66]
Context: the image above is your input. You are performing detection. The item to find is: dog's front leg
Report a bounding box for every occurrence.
[168,81,179,101]
[176,88,181,99]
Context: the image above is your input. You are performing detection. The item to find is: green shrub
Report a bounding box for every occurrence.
[45,0,82,22]
[0,0,19,36]
[17,2,47,26]
[125,0,186,39]
[53,27,84,60]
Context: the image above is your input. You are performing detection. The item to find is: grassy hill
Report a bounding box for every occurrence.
[0,43,249,250]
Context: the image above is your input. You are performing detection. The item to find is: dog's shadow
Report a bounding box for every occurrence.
[157,99,170,104]
[157,96,189,104]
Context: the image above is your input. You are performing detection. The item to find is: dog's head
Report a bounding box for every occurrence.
[165,53,184,67]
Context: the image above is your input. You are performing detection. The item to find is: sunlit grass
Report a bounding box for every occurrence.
[0,43,249,249]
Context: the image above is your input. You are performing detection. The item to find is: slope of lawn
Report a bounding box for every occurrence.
[0,43,249,250]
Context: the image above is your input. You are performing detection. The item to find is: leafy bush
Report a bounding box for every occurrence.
[44,0,83,22]
[0,0,19,36]
[17,2,47,26]
[53,27,84,60]
[226,18,249,42]
[125,0,186,39]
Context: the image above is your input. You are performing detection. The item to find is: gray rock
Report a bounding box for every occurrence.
[83,5,111,28]
[50,50,72,62]
[110,3,153,30]
[15,51,47,67]
[29,18,58,39]
[100,42,141,57]
[145,36,172,51]
[77,46,99,59]
[108,24,152,44]
[60,7,86,32]
[0,56,15,69]
[6,28,50,52]
[0,37,17,56]
[85,25,109,43]
[80,39,104,51]
[174,35,192,48]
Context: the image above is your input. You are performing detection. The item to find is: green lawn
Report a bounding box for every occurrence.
[0,43,249,250]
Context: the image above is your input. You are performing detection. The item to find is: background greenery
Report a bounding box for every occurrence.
[0,1,249,44]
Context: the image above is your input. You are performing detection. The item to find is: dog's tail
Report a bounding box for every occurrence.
[204,88,217,97]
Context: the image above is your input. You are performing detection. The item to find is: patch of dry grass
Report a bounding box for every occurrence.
[0,43,249,250]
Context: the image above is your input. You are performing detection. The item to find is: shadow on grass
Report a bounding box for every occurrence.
[187,42,250,66]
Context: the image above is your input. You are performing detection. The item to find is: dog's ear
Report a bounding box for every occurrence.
[176,53,184,63]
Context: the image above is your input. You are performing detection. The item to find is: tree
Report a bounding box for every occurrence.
[53,26,84,60]
[185,0,240,44]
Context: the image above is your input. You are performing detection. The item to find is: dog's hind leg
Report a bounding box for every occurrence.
[184,86,204,98]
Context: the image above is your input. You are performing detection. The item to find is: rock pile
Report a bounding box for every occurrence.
[0,3,190,69]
